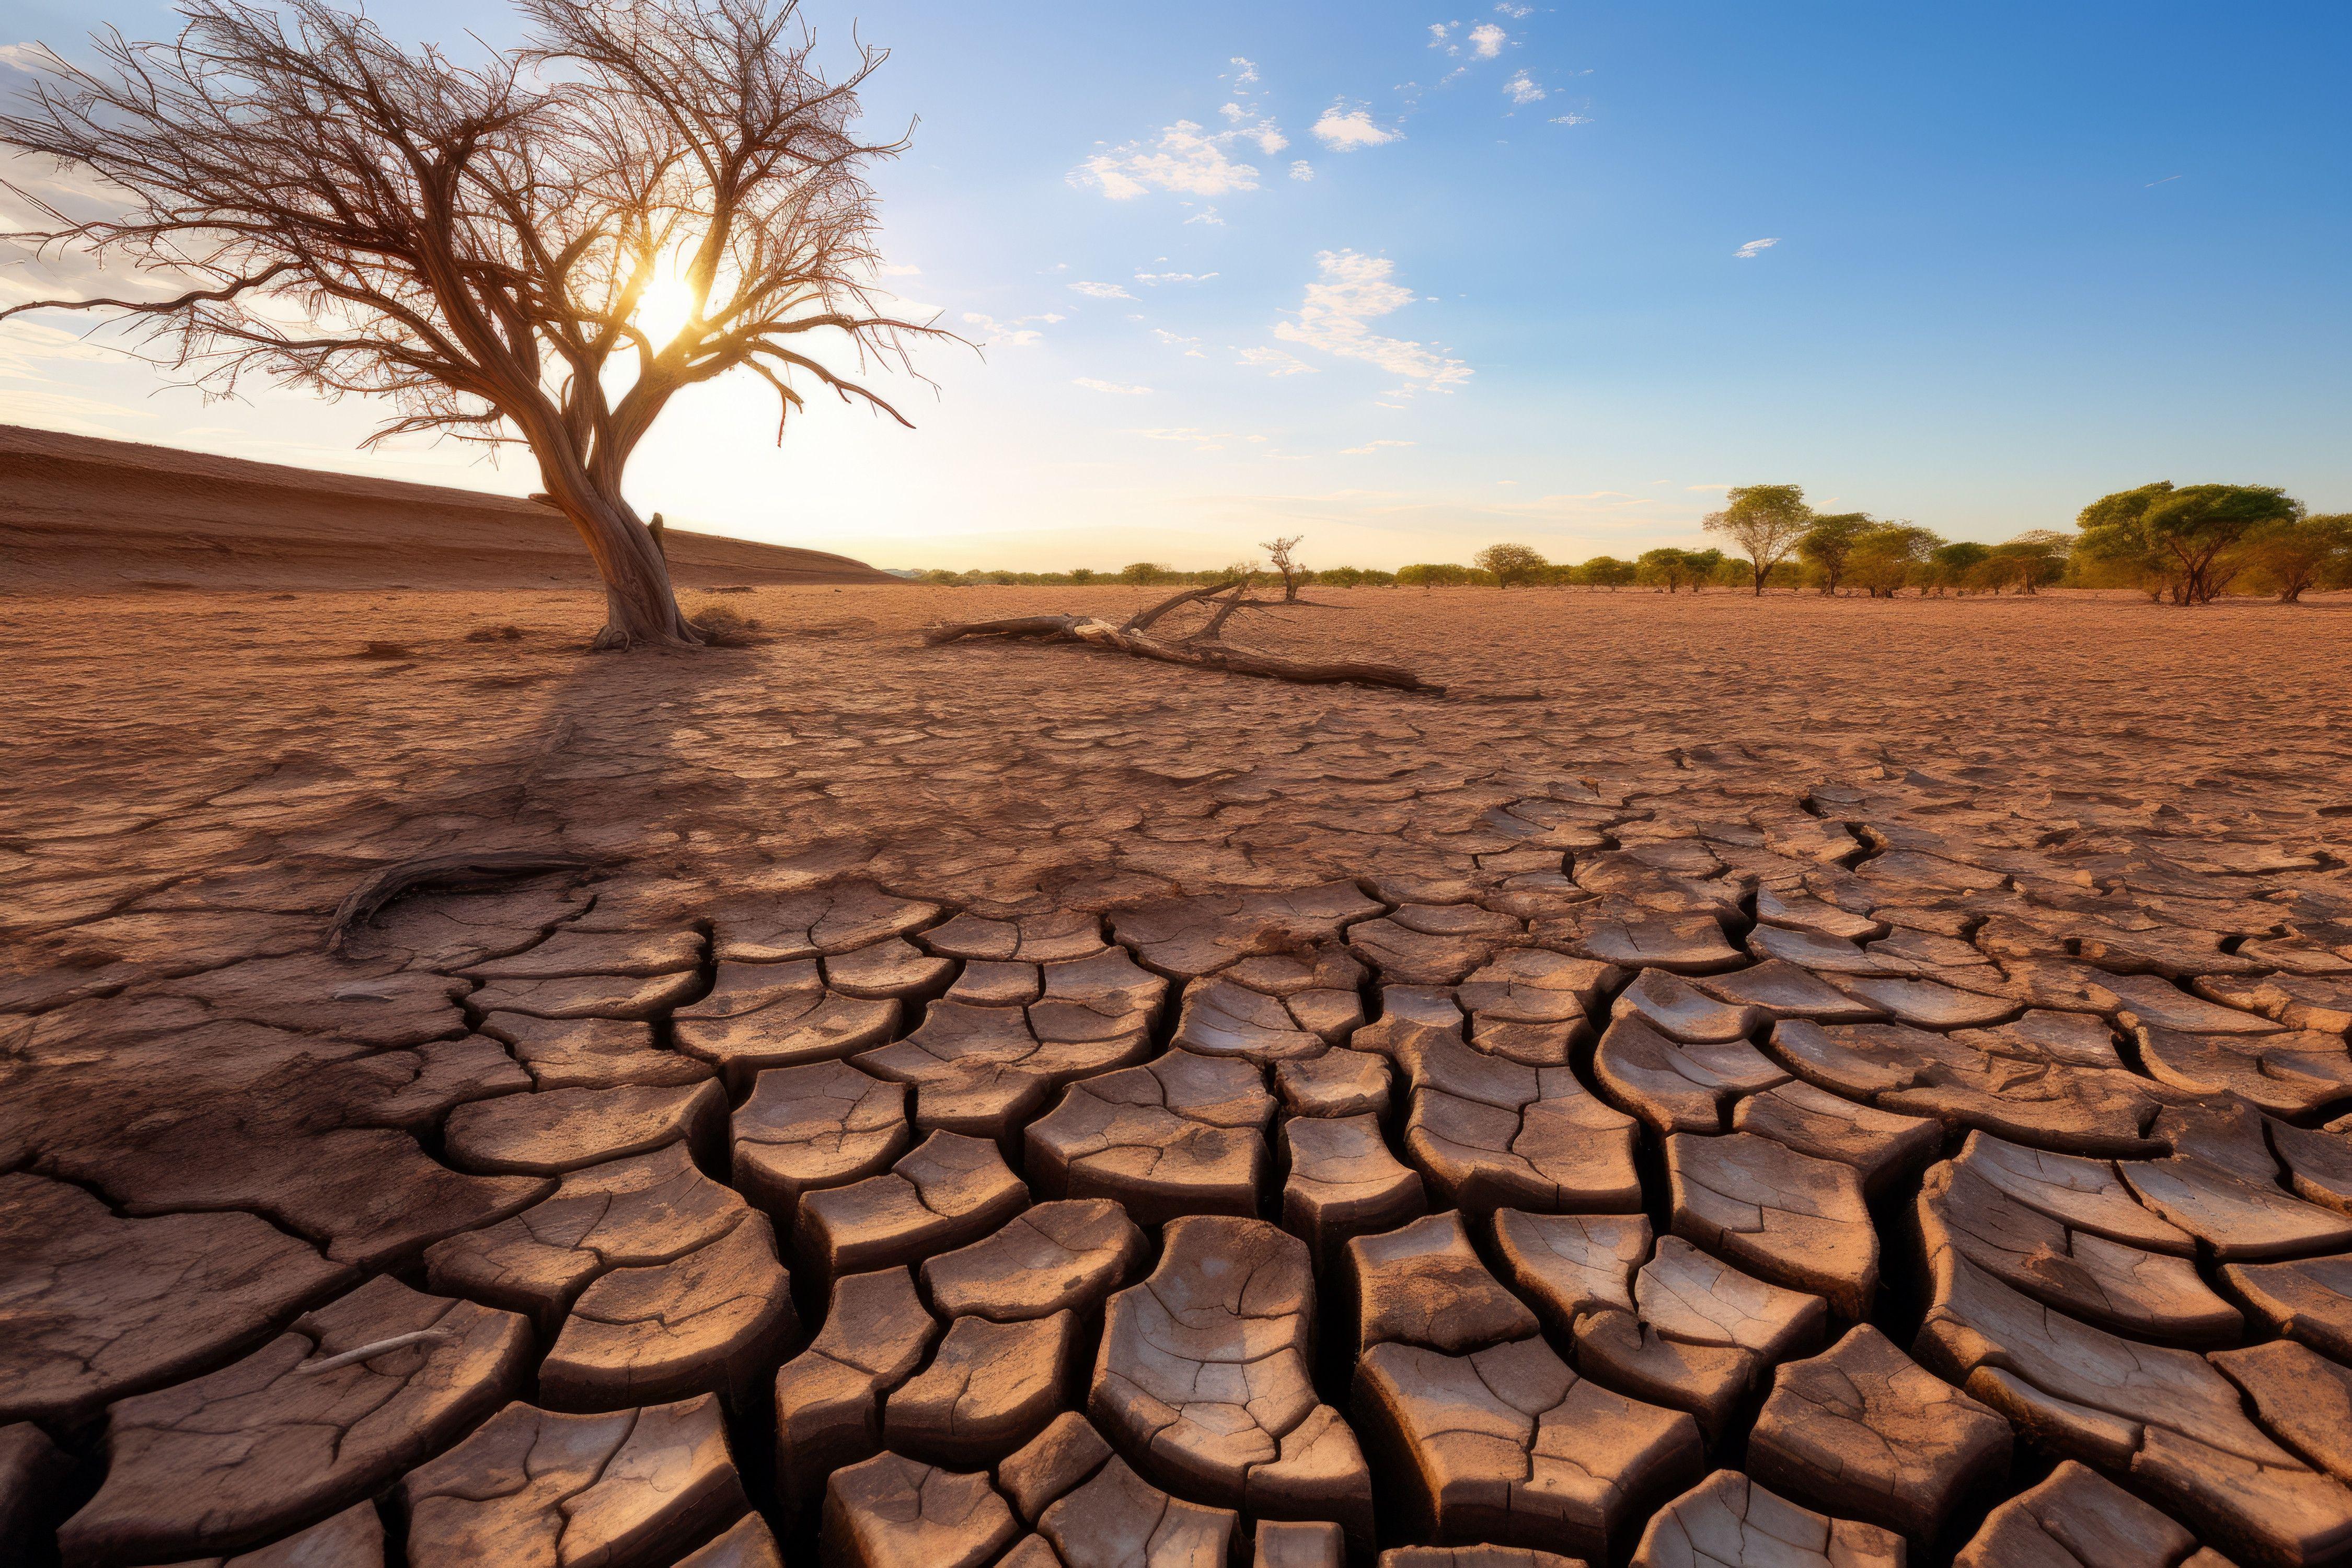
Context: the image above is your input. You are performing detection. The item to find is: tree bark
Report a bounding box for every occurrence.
[539,466,701,650]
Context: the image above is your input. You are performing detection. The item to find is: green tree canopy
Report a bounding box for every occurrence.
[1797,512,1875,595]
[1982,531,2072,594]
[1473,543,1550,587]
[2243,514,2352,603]
[1704,483,1812,595]
[1636,547,1700,593]
[1578,556,1637,589]
[1397,562,1474,587]
[1926,540,1993,593]
[1846,523,1942,596]
[2074,481,2301,603]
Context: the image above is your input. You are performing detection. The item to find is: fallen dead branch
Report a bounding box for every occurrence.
[922,581,1444,694]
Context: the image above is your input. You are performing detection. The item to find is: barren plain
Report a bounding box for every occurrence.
[7,573,2352,1568]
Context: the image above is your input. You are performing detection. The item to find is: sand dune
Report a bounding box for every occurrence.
[0,423,897,591]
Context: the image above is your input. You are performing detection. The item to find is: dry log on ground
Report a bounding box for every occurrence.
[922,582,1443,694]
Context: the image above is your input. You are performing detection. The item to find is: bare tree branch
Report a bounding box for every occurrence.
[0,0,960,648]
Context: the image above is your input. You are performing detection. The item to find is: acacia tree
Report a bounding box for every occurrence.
[1927,540,1991,594]
[1636,547,1698,593]
[0,0,947,648]
[1473,541,1547,587]
[2244,514,2352,602]
[1704,483,1811,595]
[1578,555,1635,590]
[2076,481,2299,604]
[1846,523,1941,596]
[1983,530,2070,595]
[1796,512,1872,595]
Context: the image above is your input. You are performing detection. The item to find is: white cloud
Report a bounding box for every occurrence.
[1070,121,1262,200]
[1427,22,1454,47]
[1341,439,1417,455]
[1234,345,1317,376]
[1289,160,1316,182]
[1073,378,1152,395]
[1135,271,1218,285]
[1229,57,1261,88]
[1182,207,1225,226]
[1469,22,1507,57]
[1734,237,1779,260]
[1070,280,1134,299]
[1311,105,1403,151]
[1271,249,1471,391]
[1494,2,1533,15]
[1549,113,1592,126]
[1504,71,1545,104]
[961,312,1042,348]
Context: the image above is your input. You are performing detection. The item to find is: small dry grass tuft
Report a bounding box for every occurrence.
[464,625,526,642]
[687,601,766,647]
[354,640,414,660]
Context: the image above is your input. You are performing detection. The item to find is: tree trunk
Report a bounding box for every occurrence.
[548,477,701,650]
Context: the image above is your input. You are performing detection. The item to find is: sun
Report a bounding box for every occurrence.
[634,263,699,348]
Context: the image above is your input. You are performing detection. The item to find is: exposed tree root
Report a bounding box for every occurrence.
[329,850,602,952]
[923,580,1444,694]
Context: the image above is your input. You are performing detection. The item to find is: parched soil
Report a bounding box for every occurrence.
[5,580,2352,1568]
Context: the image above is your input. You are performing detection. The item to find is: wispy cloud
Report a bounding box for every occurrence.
[1073,378,1152,395]
[1069,280,1134,299]
[1503,71,1545,105]
[1341,439,1417,455]
[1182,206,1225,226]
[961,312,1041,348]
[1289,160,1316,182]
[1494,2,1532,15]
[1469,22,1507,57]
[1135,271,1218,285]
[1733,237,1779,260]
[1271,249,1471,392]
[1312,104,1403,151]
[1549,113,1592,126]
[1235,345,1317,376]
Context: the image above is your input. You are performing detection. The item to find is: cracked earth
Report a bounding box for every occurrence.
[4,583,2352,1567]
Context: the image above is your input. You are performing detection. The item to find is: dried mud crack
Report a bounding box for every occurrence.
[5,587,2352,1567]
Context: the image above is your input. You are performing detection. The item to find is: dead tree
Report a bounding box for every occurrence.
[0,0,950,649]
[1262,534,1307,601]
[923,580,1443,694]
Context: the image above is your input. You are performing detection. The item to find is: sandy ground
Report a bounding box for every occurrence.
[7,584,2349,951]
[8,576,2352,1567]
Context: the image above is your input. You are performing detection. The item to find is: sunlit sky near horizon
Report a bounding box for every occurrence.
[3,0,2348,572]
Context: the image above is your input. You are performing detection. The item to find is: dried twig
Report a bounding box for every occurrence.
[293,1330,454,1375]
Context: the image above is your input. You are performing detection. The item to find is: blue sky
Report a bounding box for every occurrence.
[3,0,2347,570]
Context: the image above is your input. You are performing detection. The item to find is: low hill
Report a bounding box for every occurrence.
[0,424,897,590]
